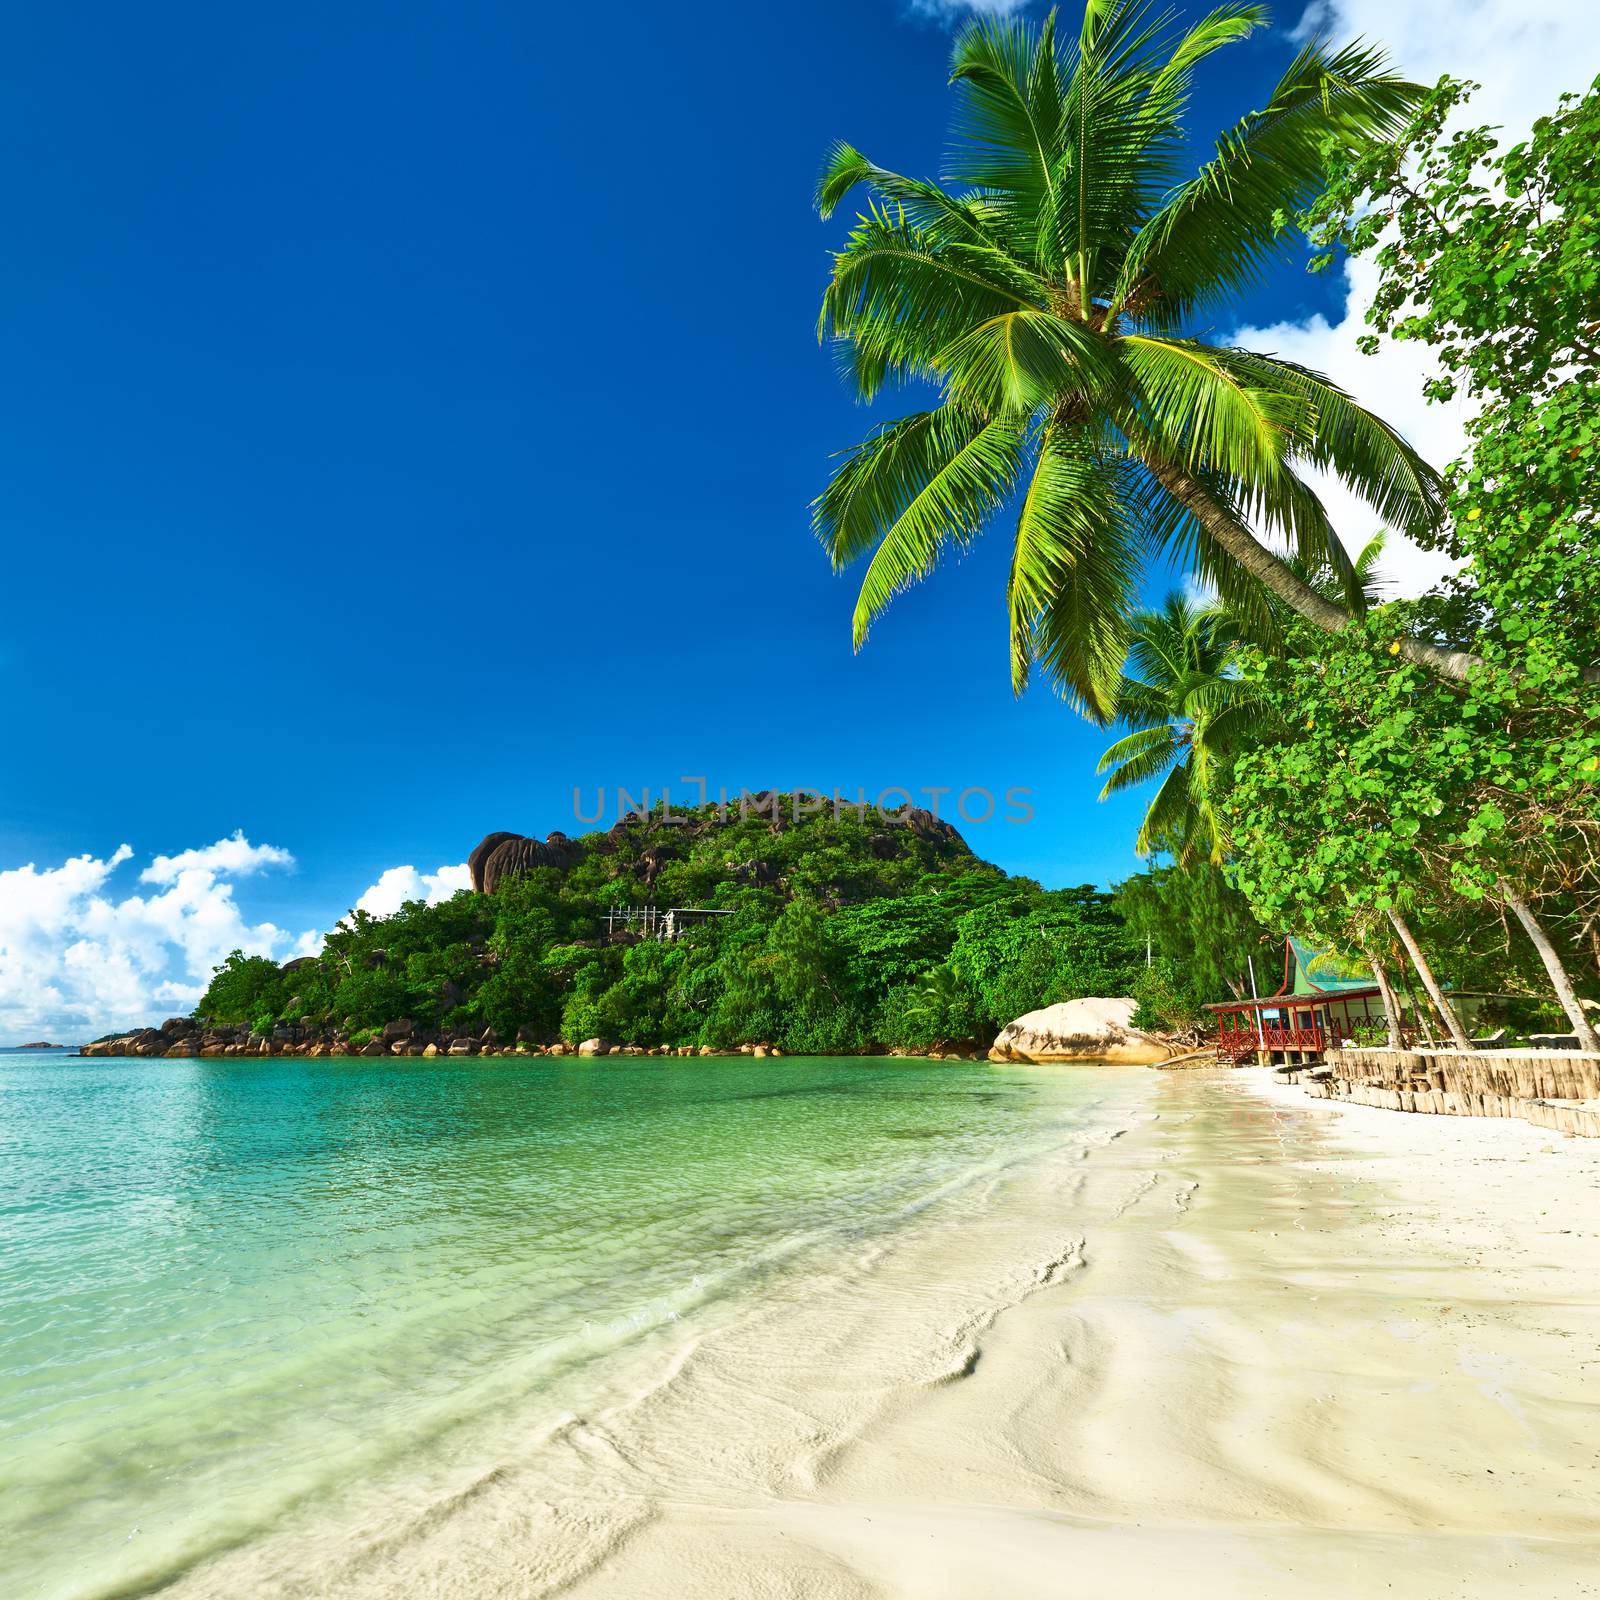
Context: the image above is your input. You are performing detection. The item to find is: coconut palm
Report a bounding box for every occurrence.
[814,2,1457,722]
[1238,528,1391,642]
[1096,591,1251,863]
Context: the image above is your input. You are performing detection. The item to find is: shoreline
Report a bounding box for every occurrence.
[565,1067,1600,1599]
[152,1064,1600,1599]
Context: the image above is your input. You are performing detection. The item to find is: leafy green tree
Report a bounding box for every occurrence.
[182,800,1160,1055]
[950,888,1138,1027]
[197,951,286,1026]
[1129,957,1203,1035]
[1096,591,1251,862]
[877,965,986,1050]
[813,3,1455,719]
[1112,861,1276,1023]
[560,956,622,1044]
[1284,71,1600,1042]
[332,967,427,1032]
[1224,607,1598,1047]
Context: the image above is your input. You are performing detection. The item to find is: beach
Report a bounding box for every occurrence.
[539,1069,1600,1600]
[164,1065,1600,1599]
[8,1056,1599,1599]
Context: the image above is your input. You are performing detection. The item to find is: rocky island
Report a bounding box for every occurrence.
[79,795,1183,1063]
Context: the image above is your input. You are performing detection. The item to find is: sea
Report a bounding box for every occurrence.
[0,1050,1144,1598]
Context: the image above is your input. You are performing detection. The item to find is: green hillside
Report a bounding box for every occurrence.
[197,795,1144,1053]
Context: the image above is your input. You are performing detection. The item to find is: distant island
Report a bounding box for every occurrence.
[78,795,1191,1064]
[7,1041,70,1051]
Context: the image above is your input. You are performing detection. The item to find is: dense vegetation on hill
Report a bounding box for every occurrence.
[198,800,1161,1053]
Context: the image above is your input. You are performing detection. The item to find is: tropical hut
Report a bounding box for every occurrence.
[1208,939,1384,1066]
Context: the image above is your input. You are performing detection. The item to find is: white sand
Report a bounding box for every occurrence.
[561,1068,1600,1599]
[166,1068,1600,1599]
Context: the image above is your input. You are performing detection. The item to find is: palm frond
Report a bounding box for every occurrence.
[1136,756,1200,859]
[936,307,1113,413]
[812,407,1027,647]
[1126,463,1282,643]
[1110,675,1172,729]
[1116,335,1303,484]
[946,11,1067,243]
[1218,347,1445,543]
[1111,38,1422,324]
[1008,427,1139,719]
[814,143,1006,254]
[1097,723,1179,792]
[1145,5,1265,110]
[819,209,1049,400]
[1229,460,1364,613]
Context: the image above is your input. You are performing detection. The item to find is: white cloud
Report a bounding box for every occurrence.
[353,862,472,919]
[1232,0,1600,596]
[909,0,1025,17]
[141,831,294,886]
[0,836,312,1044]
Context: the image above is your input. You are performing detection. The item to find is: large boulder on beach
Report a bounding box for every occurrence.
[988,997,1177,1065]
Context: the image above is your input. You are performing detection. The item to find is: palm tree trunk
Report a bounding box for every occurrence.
[1499,878,1600,1052]
[1387,909,1471,1049]
[1142,457,1487,683]
[1362,940,1404,1049]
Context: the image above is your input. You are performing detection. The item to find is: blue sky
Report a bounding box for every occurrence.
[3,0,1590,1037]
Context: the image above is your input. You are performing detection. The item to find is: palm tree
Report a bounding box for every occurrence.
[1096,591,1250,863]
[813,3,1465,722]
[901,964,977,1041]
[1099,533,1387,863]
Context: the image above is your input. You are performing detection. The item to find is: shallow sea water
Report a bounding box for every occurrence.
[0,1051,1141,1598]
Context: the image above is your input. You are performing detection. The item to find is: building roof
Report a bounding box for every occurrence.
[1288,937,1377,995]
[1204,937,1382,1012]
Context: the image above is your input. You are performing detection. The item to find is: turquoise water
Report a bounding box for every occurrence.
[0,1051,1125,1599]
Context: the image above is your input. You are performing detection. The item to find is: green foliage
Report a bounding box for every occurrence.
[1112,862,1277,1027]
[876,966,987,1051]
[1199,73,1600,1015]
[1129,958,1201,1035]
[814,4,1439,718]
[949,888,1141,1028]
[192,803,1154,1054]
[1096,592,1252,863]
[1082,75,1600,1039]
[197,951,287,1026]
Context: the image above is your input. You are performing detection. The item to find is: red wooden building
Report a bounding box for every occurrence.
[1207,938,1384,1066]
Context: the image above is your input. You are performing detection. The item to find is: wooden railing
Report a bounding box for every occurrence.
[1263,1024,1328,1052]
[1214,1017,1429,1062]
[1213,1020,1329,1061]
[1215,1030,1260,1063]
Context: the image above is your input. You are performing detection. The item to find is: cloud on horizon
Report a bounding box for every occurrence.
[353,862,473,919]
[0,835,486,1043]
[1232,0,1600,597]
[0,833,317,1044]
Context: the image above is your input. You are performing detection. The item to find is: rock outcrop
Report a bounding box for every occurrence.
[468,831,582,894]
[77,1020,692,1061]
[468,795,968,896]
[988,997,1179,1065]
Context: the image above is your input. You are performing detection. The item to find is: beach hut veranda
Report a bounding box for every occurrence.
[1208,938,1384,1066]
